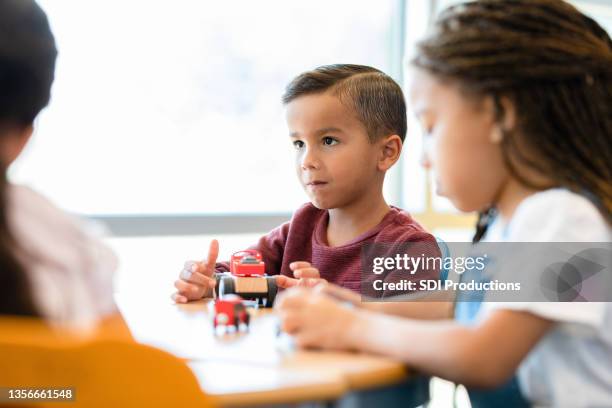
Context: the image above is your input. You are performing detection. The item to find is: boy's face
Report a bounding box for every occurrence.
[408,69,507,213]
[285,92,382,210]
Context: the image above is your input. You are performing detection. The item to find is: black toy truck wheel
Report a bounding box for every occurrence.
[218,275,236,297]
[265,276,278,307]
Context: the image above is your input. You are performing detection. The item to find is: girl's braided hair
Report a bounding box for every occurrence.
[412,0,612,241]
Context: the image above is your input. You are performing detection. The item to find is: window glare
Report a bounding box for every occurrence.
[12,0,395,215]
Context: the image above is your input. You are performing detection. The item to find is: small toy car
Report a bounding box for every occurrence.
[216,249,278,307]
[213,294,250,331]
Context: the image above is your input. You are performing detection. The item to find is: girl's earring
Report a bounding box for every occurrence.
[491,126,504,144]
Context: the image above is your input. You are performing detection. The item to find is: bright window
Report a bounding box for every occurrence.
[11,0,400,215]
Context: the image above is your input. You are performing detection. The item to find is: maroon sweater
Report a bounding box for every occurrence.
[216,203,437,292]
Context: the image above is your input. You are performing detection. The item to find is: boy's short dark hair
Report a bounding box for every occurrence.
[282,64,407,143]
[0,0,57,126]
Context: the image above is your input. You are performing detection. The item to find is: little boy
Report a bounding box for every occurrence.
[173,64,436,303]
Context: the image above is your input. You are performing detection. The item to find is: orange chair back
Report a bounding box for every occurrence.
[0,317,215,408]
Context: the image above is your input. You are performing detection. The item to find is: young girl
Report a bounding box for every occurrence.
[0,0,127,333]
[275,0,612,406]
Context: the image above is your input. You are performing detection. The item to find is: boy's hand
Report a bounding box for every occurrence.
[172,240,219,303]
[276,261,327,289]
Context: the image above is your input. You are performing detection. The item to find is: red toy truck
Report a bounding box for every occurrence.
[230,250,265,276]
[216,250,278,307]
[213,295,250,331]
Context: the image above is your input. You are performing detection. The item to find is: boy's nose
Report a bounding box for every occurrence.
[300,148,320,170]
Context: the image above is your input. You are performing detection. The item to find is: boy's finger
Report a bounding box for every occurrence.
[297,278,312,287]
[276,275,301,289]
[300,278,327,288]
[180,261,198,279]
[205,275,217,288]
[204,239,220,271]
[293,267,320,279]
[171,292,188,304]
[184,270,214,287]
[174,279,202,297]
[289,261,311,270]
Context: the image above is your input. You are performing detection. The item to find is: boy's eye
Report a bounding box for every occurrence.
[322,136,338,146]
[293,140,304,149]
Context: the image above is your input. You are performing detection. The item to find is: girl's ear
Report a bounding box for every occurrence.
[378,134,403,171]
[490,126,504,144]
[490,96,517,144]
[0,124,34,165]
[499,96,517,131]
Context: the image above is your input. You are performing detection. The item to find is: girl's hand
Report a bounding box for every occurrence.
[172,239,219,303]
[314,282,362,306]
[275,286,360,350]
[276,261,328,289]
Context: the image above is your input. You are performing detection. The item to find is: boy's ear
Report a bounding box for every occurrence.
[377,134,403,171]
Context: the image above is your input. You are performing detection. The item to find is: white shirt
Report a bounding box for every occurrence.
[480,189,612,407]
[7,184,118,328]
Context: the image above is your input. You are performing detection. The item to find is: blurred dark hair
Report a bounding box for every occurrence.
[411,0,612,241]
[282,64,407,142]
[0,0,57,315]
